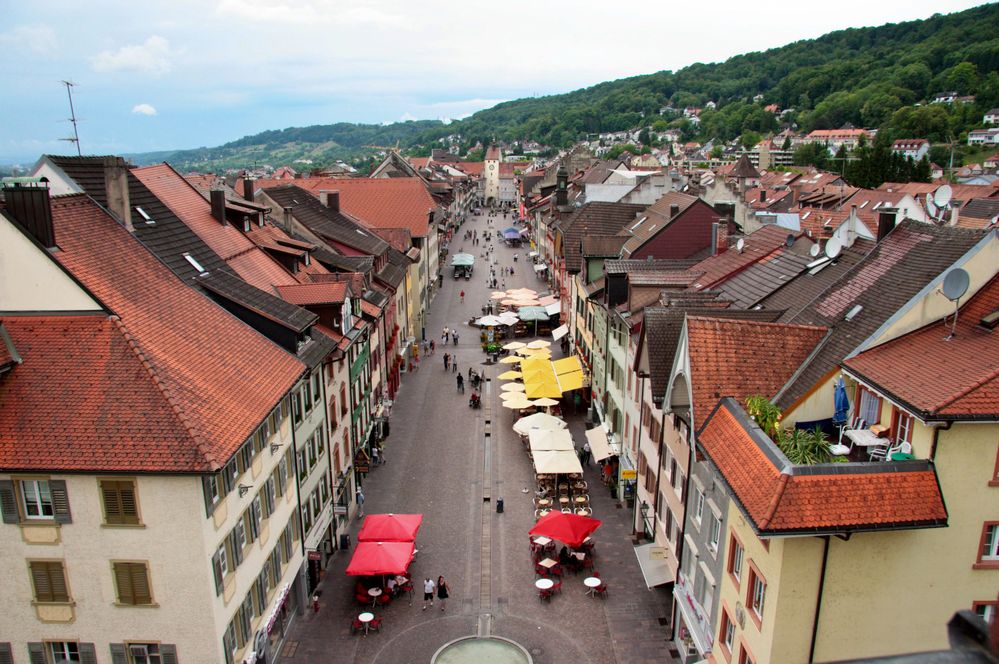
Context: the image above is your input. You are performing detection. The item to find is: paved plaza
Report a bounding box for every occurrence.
[279,209,675,664]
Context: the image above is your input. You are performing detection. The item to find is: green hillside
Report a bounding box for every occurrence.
[137,4,999,172]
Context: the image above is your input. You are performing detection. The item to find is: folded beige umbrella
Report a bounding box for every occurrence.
[500,383,526,392]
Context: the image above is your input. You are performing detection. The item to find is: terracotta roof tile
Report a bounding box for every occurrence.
[686,316,827,430]
[275,282,349,306]
[686,225,791,290]
[11,195,303,472]
[698,399,948,535]
[843,274,999,419]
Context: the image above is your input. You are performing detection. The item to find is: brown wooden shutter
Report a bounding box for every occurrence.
[49,562,68,602]
[109,643,128,664]
[102,480,138,525]
[78,643,97,664]
[102,481,123,523]
[160,644,178,664]
[0,642,12,664]
[30,561,67,602]
[114,563,132,603]
[119,483,138,523]
[212,549,223,596]
[0,480,19,523]
[49,480,72,524]
[129,563,152,604]
[26,643,45,664]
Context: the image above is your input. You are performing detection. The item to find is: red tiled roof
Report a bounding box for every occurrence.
[686,316,827,430]
[698,399,948,535]
[275,282,348,306]
[454,162,484,176]
[134,165,298,293]
[686,225,792,290]
[843,274,999,419]
[245,222,330,282]
[250,177,436,238]
[361,300,382,318]
[485,145,500,161]
[408,157,430,169]
[8,195,304,472]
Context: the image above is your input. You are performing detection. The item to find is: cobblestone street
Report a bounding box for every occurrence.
[279,209,675,664]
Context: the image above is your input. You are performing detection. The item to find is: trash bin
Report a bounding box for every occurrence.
[339,533,351,550]
[496,498,504,513]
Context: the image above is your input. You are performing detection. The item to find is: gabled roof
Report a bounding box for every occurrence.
[843,274,999,420]
[9,195,303,472]
[621,192,714,257]
[730,153,761,179]
[558,202,648,273]
[685,224,792,290]
[276,282,349,306]
[262,184,389,256]
[717,248,813,309]
[134,164,297,294]
[777,220,987,410]
[580,235,628,258]
[685,316,827,430]
[197,270,317,333]
[957,198,999,230]
[758,240,873,318]
[251,177,436,238]
[605,258,701,275]
[698,398,948,536]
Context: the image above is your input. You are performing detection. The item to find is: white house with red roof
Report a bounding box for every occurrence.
[891,138,929,161]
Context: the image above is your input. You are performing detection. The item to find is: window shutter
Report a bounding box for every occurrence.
[212,549,223,596]
[49,562,68,602]
[202,477,215,518]
[0,480,19,523]
[26,643,46,664]
[49,480,72,523]
[119,483,138,523]
[102,481,123,523]
[160,644,178,664]
[109,644,129,664]
[130,563,151,604]
[114,562,134,604]
[0,643,12,664]
[78,643,98,664]
[230,532,243,566]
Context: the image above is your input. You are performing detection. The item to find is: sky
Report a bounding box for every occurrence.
[0,0,990,164]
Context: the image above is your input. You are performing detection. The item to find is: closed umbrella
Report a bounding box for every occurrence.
[833,377,850,425]
[529,511,602,548]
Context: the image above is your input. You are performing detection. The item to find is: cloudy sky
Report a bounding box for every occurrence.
[0,0,987,163]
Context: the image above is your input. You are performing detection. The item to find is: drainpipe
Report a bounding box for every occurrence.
[671,413,696,638]
[808,535,831,663]
[929,421,953,461]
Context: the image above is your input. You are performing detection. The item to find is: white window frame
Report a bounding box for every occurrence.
[731,539,744,582]
[983,524,999,561]
[128,643,162,664]
[751,573,766,618]
[21,479,54,519]
[709,515,721,553]
[50,642,81,663]
[217,542,229,577]
[694,488,705,524]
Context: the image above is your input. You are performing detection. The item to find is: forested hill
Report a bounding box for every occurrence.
[134,4,999,171]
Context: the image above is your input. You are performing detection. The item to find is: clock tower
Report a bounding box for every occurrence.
[484,144,501,206]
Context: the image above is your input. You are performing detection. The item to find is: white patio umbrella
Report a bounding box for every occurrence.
[526,340,552,349]
[533,397,560,407]
[503,341,526,350]
[500,382,526,392]
[513,412,567,436]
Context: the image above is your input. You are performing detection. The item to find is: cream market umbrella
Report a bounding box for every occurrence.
[503,341,527,351]
[533,397,560,407]
[532,450,584,475]
[501,399,532,410]
[513,412,567,436]
[500,383,526,392]
[498,370,523,380]
[526,340,552,349]
[500,390,524,400]
[491,292,507,299]
[528,429,575,452]
[515,347,535,356]
[499,355,522,364]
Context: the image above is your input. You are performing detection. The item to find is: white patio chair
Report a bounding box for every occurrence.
[830,417,865,456]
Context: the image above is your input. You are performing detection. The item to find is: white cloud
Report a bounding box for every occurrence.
[91,36,174,76]
[0,24,59,56]
[132,103,158,116]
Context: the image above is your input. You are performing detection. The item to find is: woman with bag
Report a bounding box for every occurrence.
[436,575,450,611]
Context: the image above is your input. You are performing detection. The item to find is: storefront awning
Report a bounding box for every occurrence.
[633,543,674,588]
[585,427,615,462]
[534,263,548,272]
[552,324,569,341]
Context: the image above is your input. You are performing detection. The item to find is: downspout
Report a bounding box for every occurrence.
[671,414,696,638]
[929,420,953,461]
[634,373,647,537]
[808,535,831,663]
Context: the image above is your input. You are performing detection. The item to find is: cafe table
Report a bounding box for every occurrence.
[358,612,375,635]
[538,557,558,570]
[367,587,382,607]
[583,576,602,597]
[532,536,552,547]
[844,428,886,448]
[535,578,554,590]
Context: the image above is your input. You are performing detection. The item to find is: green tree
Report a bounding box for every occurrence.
[793,142,829,169]
[741,131,762,149]
[711,145,724,159]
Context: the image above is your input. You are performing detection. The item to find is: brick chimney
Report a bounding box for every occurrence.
[3,179,55,248]
[103,156,133,232]
[319,190,340,212]
[210,189,227,225]
[669,204,680,219]
[242,178,255,202]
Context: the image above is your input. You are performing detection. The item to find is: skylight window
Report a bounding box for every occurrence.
[183,252,208,275]
[135,206,154,224]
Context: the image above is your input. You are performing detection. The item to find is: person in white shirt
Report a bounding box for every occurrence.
[422,577,436,610]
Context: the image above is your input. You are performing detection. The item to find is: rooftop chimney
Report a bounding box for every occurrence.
[760,190,767,203]
[320,190,340,212]
[282,206,294,234]
[3,179,55,248]
[242,178,255,202]
[210,189,227,225]
[669,204,680,219]
[103,156,133,233]
[556,164,568,207]
[711,221,719,256]
[846,205,858,247]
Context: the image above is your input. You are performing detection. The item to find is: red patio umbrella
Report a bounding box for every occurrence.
[529,511,602,548]
[357,513,423,542]
[345,541,415,576]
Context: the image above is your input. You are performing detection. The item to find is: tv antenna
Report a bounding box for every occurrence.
[60,80,82,156]
[940,267,969,340]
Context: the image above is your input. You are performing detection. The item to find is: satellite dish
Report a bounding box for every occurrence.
[785,234,796,249]
[736,238,745,253]
[933,185,953,208]
[926,194,937,217]
[809,243,821,257]
[942,268,970,301]
[824,236,843,259]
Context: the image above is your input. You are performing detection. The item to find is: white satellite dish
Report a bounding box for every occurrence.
[933,185,953,208]
[941,267,970,339]
[809,243,821,257]
[824,236,843,259]
[736,238,745,253]
[926,193,937,217]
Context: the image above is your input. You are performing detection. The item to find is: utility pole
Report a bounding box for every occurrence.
[60,80,82,156]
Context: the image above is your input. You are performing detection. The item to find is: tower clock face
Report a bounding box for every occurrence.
[488,163,495,170]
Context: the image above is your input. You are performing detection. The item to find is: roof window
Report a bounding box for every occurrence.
[135,206,155,224]
[183,252,208,276]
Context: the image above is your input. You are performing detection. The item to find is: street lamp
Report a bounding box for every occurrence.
[640,501,649,520]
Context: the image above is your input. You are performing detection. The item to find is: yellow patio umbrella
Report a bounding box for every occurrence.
[523,349,552,358]
[515,347,534,356]
[503,341,526,350]
[526,340,552,349]
[500,382,526,392]
[499,355,522,364]
[498,370,523,380]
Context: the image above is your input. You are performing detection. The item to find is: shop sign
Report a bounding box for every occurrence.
[308,550,322,561]
[334,504,348,515]
[620,469,637,480]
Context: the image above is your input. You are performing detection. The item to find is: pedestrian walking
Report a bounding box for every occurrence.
[456,374,464,393]
[356,488,365,517]
[372,446,380,465]
[422,577,436,610]
[444,353,450,371]
[452,361,458,374]
[442,327,449,343]
[460,290,465,303]
[430,339,436,354]
[452,331,459,345]
[582,441,591,466]
[437,576,450,611]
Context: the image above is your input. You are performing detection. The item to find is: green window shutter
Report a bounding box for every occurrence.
[160,644,178,664]
[26,643,46,664]
[0,643,12,664]
[78,643,98,664]
[202,477,215,518]
[109,643,128,664]
[230,532,243,566]
[212,549,223,596]
[0,480,19,523]
[49,480,72,524]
